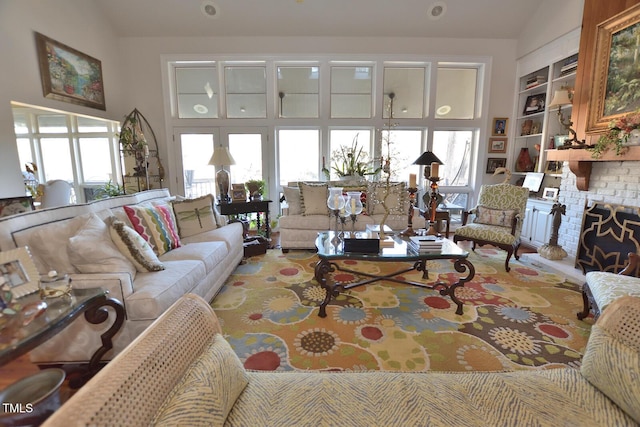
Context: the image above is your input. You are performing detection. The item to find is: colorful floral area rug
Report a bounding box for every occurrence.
[212,248,592,373]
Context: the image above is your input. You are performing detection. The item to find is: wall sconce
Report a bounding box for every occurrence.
[548,88,585,148]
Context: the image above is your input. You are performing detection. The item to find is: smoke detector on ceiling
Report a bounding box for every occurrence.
[428,2,447,21]
[201,1,219,19]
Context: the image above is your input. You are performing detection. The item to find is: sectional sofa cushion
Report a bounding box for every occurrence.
[171,194,217,238]
[124,205,181,255]
[110,219,165,273]
[68,213,136,277]
[299,182,328,216]
[282,186,302,215]
[153,334,249,425]
[24,215,87,274]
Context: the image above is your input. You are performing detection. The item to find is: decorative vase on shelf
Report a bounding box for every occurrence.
[515,147,534,172]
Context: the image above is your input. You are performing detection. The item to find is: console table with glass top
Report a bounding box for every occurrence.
[0,288,124,388]
[314,231,475,317]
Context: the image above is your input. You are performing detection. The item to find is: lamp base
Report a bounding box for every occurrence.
[216,169,230,203]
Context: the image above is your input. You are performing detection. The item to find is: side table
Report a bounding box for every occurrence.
[218,199,272,243]
[0,288,124,388]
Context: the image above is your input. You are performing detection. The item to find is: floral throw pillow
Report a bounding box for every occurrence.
[475,205,517,227]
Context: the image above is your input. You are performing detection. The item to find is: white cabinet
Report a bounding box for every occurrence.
[520,198,554,249]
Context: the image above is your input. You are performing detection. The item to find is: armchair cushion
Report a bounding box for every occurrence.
[585,271,640,312]
[153,334,249,425]
[454,223,518,245]
[475,205,517,227]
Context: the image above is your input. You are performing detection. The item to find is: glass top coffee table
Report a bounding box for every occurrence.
[314,231,475,317]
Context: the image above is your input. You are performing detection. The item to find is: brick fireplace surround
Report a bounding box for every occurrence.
[557,160,640,261]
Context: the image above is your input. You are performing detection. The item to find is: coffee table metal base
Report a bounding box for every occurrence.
[315,257,475,318]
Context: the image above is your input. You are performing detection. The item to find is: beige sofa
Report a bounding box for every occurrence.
[279,181,427,251]
[0,189,244,364]
[44,293,640,426]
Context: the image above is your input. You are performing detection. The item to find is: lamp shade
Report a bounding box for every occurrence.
[208,146,236,166]
[548,89,572,108]
[413,151,443,165]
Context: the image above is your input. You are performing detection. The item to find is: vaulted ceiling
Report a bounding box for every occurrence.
[94,0,541,39]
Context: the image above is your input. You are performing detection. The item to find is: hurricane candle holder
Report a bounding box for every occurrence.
[426,176,441,236]
[344,191,363,234]
[327,187,346,244]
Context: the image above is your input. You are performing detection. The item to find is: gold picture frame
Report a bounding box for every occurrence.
[587,3,640,134]
[35,32,106,110]
[0,247,40,298]
[488,137,507,153]
[492,118,508,136]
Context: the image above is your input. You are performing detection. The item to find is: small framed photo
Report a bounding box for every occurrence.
[0,247,40,298]
[542,187,559,201]
[545,161,562,174]
[231,183,247,202]
[492,118,508,136]
[486,158,507,174]
[523,93,546,115]
[488,137,507,153]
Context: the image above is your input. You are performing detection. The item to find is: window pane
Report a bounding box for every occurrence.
[229,134,262,184]
[79,138,113,182]
[41,138,73,181]
[278,129,320,185]
[78,117,109,133]
[327,129,374,179]
[37,115,68,133]
[176,67,218,118]
[384,130,422,182]
[277,66,319,118]
[435,68,477,119]
[16,138,33,169]
[13,112,28,135]
[383,68,425,119]
[331,66,372,118]
[181,134,215,198]
[225,67,266,118]
[432,130,472,186]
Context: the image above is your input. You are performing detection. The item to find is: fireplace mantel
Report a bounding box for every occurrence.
[546,145,640,190]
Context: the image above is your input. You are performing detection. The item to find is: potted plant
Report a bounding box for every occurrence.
[94,180,124,199]
[322,134,381,180]
[245,179,266,201]
[589,109,640,158]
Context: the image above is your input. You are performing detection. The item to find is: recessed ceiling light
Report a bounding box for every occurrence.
[428,2,447,21]
[436,105,451,115]
[201,1,219,19]
[193,104,209,114]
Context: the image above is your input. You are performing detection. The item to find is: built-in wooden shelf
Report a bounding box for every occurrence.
[546,145,640,190]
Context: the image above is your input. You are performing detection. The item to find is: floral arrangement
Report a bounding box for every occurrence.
[322,134,380,179]
[590,109,640,158]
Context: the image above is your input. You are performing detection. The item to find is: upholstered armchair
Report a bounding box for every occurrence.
[453,183,529,272]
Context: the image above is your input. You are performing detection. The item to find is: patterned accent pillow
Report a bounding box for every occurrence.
[367,182,407,215]
[171,194,217,238]
[299,182,328,216]
[283,186,302,215]
[109,219,165,273]
[475,205,517,227]
[123,205,181,255]
[153,334,249,425]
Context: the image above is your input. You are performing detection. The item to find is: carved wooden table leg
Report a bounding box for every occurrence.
[315,258,339,318]
[433,258,475,315]
[68,296,125,388]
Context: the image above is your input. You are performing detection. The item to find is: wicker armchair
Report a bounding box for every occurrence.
[453,183,529,272]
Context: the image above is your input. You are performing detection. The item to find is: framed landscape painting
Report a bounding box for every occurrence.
[588,3,640,133]
[35,32,106,110]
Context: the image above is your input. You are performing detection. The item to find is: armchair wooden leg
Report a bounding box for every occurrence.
[577,284,591,320]
[504,248,513,272]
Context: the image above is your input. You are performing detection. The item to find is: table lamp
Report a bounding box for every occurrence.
[413,151,443,208]
[548,88,585,148]
[209,145,236,203]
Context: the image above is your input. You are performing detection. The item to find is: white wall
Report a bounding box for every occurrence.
[0,0,577,199]
[516,0,585,59]
[0,0,126,197]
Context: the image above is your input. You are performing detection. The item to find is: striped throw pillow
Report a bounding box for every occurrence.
[123,205,181,256]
